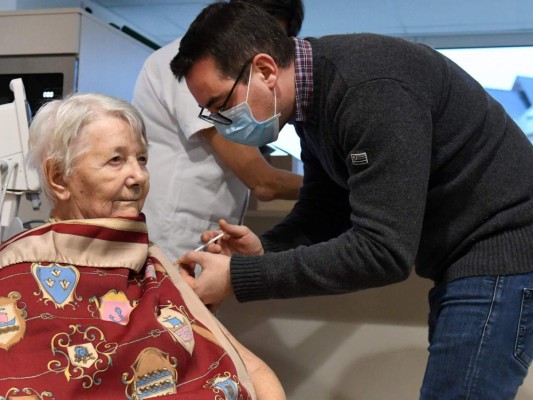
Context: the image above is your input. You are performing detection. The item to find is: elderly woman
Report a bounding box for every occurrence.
[0,93,284,399]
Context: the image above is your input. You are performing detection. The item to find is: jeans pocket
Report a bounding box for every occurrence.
[515,288,533,368]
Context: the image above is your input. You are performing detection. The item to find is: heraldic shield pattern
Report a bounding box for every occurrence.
[0,216,255,399]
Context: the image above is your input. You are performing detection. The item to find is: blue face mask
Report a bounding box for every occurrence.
[213,69,281,147]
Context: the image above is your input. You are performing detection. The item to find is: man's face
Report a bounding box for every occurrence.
[186,56,276,123]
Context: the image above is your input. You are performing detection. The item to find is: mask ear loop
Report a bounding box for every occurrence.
[245,66,253,102]
[273,86,278,116]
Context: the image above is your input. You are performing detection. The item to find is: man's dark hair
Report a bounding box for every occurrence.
[170,1,294,82]
[239,0,304,37]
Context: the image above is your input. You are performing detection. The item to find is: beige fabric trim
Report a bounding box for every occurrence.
[53,218,148,233]
[0,220,147,271]
[1,218,147,249]
[149,245,256,399]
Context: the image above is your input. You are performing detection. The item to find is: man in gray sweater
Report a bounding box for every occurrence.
[171,2,533,398]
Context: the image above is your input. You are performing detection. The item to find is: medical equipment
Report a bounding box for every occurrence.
[194,232,225,252]
[0,78,41,242]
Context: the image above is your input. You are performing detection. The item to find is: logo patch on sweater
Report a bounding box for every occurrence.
[351,152,368,165]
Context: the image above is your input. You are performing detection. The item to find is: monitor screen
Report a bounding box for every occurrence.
[0,73,63,116]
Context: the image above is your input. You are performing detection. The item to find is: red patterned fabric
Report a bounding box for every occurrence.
[0,215,254,399]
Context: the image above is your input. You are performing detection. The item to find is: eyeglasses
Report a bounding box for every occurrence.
[198,59,252,125]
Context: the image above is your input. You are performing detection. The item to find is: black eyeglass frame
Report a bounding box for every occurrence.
[198,59,252,125]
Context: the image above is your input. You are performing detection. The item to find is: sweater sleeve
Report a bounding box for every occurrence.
[231,79,433,302]
[259,131,353,252]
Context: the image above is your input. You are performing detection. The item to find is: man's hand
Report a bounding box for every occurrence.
[178,250,233,308]
[200,219,264,256]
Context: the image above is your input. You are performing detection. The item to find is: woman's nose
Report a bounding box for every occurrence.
[126,159,149,186]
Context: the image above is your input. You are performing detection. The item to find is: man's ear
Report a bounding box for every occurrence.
[44,158,70,201]
[252,53,279,89]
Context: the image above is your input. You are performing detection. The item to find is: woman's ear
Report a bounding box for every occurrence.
[44,158,70,201]
[252,53,279,89]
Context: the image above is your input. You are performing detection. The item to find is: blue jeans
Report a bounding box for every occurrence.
[420,272,533,399]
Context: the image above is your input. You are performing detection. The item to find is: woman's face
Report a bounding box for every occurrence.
[58,115,149,220]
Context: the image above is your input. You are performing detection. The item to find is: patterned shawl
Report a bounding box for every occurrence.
[0,215,254,400]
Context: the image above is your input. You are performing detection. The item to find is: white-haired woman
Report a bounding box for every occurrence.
[0,93,284,400]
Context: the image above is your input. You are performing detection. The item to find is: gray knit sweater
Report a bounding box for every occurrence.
[231,33,533,302]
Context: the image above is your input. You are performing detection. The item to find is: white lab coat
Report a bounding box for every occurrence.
[133,38,249,261]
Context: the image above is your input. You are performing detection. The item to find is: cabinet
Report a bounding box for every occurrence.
[0,8,153,101]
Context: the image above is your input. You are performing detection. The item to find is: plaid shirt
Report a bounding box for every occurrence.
[293,37,313,122]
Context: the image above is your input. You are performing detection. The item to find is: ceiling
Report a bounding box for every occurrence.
[84,0,533,48]
[8,0,533,48]
[87,0,210,46]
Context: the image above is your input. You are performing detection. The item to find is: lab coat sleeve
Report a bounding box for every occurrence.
[231,79,432,301]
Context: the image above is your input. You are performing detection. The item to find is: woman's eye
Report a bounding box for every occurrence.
[138,155,148,165]
[109,156,122,164]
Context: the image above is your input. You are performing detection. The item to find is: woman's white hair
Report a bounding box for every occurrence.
[28,93,147,203]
